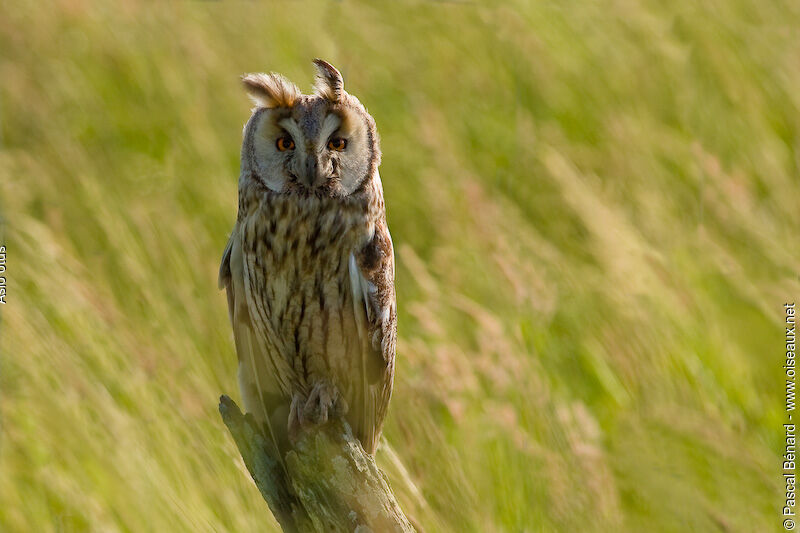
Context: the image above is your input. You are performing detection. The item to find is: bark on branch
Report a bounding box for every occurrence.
[219,395,415,532]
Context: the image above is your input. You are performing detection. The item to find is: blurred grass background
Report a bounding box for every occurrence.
[1,1,798,531]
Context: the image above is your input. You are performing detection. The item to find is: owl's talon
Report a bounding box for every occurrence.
[303,381,345,425]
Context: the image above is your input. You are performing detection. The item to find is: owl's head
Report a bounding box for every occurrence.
[239,59,380,197]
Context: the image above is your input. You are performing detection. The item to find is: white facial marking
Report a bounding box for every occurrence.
[278,118,305,147]
[318,114,342,151]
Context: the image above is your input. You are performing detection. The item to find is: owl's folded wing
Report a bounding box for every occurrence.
[349,217,397,454]
[219,225,288,458]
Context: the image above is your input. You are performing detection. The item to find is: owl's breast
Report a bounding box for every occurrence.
[239,193,373,393]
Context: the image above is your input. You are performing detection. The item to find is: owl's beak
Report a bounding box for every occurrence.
[303,155,323,187]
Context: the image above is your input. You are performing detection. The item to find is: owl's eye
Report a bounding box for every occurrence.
[276,136,295,151]
[327,138,347,151]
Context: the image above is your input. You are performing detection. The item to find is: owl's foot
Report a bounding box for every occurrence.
[304,380,347,424]
[287,381,347,445]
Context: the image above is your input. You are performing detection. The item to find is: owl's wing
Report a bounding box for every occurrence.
[219,225,287,458]
[349,216,397,454]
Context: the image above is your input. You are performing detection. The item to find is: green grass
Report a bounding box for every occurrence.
[1,1,798,531]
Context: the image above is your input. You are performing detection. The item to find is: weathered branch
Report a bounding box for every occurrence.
[219,395,415,532]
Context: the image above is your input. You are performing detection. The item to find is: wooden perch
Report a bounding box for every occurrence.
[219,395,415,532]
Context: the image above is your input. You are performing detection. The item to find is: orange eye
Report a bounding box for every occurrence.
[327,137,347,151]
[276,136,295,151]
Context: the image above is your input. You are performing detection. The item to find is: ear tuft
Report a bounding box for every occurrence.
[241,73,301,109]
[312,59,344,102]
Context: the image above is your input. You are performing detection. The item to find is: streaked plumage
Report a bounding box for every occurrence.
[219,60,395,455]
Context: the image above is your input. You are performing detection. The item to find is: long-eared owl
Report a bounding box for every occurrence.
[219,60,396,455]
